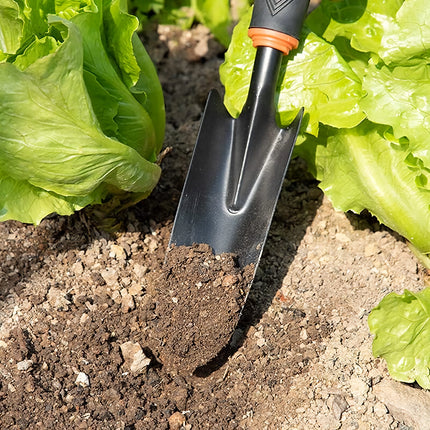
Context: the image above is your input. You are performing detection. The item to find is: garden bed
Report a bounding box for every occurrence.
[0,22,427,430]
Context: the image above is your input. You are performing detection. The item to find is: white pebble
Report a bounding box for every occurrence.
[100,268,118,287]
[121,293,135,313]
[349,376,369,399]
[133,263,148,278]
[373,401,388,417]
[256,338,266,347]
[72,261,84,276]
[8,383,16,392]
[47,287,70,310]
[80,313,90,325]
[110,244,127,260]
[128,283,143,296]
[16,359,33,371]
[75,372,90,387]
[300,328,308,340]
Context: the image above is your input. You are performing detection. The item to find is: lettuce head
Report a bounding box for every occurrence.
[0,0,165,224]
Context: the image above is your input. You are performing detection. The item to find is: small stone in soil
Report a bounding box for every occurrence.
[168,411,186,430]
[16,359,33,371]
[120,341,151,373]
[75,372,90,387]
[153,244,254,375]
[327,394,349,420]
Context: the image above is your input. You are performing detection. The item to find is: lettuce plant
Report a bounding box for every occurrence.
[0,0,165,224]
[220,0,430,257]
[368,288,430,389]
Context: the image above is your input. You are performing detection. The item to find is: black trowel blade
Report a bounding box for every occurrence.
[169,89,303,268]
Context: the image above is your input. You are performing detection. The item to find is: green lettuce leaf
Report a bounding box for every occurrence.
[103,0,141,88]
[0,0,23,56]
[130,32,165,152]
[368,288,430,389]
[130,0,194,30]
[12,35,60,70]
[308,0,430,65]
[378,0,430,65]
[0,178,101,224]
[361,61,430,166]
[306,0,402,56]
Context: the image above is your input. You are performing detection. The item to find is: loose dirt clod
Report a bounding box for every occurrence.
[153,244,254,374]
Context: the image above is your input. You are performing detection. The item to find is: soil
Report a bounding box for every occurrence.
[0,9,428,430]
[154,244,254,375]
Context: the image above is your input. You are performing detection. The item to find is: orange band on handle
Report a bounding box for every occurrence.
[248,28,299,55]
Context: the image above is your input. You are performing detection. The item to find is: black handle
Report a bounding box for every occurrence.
[250,0,310,41]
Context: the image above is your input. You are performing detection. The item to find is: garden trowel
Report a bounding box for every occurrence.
[169,0,309,269]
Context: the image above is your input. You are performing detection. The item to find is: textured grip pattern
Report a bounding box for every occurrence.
[266,0,295,16]
[250,0,310,40]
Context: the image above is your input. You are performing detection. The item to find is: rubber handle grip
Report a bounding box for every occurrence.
[249,0,310,53]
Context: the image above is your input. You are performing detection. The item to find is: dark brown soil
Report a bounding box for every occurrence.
[0,216,328,430]
[153,244,254,375]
